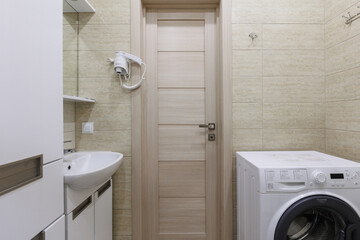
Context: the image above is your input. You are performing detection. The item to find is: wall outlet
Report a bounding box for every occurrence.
[82,122,94,134]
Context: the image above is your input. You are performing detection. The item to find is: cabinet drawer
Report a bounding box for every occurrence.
[0,159,64,240]
[43,215,65,240]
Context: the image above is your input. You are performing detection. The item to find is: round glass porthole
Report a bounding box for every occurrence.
[274,195,360,240]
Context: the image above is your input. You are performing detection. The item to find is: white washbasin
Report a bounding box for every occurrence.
[64,151,123,189]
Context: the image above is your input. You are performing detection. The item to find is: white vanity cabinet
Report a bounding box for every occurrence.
[67,196,95,240]
[65,179,113,240]
[95,180,113,240]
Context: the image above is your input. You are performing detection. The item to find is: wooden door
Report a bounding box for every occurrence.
[143,9,218,240]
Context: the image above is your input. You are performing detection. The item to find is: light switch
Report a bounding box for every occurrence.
[82,122,94,134]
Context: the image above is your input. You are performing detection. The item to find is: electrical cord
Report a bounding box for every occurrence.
[119,62,147,91]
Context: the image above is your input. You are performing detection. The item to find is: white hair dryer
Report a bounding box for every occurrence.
[109,51,146,91]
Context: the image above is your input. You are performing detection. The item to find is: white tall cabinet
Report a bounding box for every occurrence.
[0,0,64,239]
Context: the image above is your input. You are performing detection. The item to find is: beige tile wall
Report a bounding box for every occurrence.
[75,0,132,239]
[64,103,76,150]
[232,0,325,238]
[325,1,360,162]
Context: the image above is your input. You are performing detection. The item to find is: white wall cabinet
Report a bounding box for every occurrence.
[0,0,63,166]
[0,0,64,237]
[0,0,63,238]
[43,215,66,240]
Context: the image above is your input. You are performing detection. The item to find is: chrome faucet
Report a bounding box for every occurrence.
[64,148,75,155]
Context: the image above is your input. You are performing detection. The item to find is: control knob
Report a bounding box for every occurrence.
[312,170,326,184]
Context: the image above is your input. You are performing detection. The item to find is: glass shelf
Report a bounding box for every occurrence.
[63,0,95,13]
[63,95,95,103]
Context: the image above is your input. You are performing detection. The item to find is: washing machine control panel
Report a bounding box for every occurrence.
[265,168,360,192]
[325,170,360,188]
[312,170,327,184]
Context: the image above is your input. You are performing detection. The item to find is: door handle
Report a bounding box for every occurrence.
[198,123,215,130]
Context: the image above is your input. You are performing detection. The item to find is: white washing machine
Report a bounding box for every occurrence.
[237,151,360,240]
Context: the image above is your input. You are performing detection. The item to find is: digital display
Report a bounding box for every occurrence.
[330,173,344,179]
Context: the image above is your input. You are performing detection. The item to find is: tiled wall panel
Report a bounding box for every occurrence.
[232,0,325,238]
[325,0,360,163]
[64,103,76,150]
[74,0,132,239]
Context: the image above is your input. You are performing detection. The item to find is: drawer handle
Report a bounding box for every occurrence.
[0,155,43,196]
[73,196,92,220]
[97,180,111,198]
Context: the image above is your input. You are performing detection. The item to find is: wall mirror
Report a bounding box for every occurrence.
[63,0,79,97]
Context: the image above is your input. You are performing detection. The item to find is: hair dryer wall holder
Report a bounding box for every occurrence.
[107,51,147,91]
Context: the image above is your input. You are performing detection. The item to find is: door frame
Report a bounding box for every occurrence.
[130,1,232,239]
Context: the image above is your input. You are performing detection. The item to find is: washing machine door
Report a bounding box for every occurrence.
[274,195,360,240]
